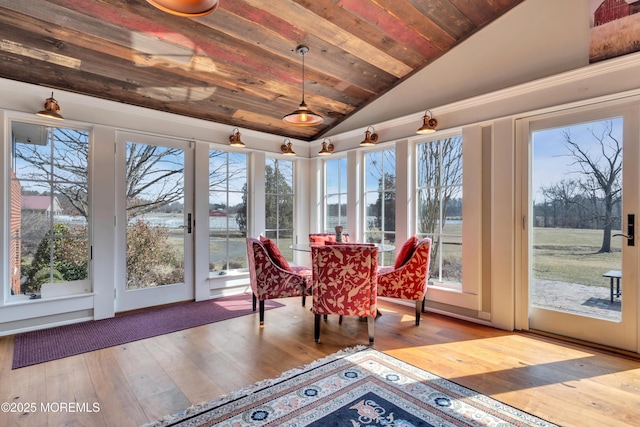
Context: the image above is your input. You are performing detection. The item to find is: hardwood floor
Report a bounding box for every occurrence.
[1,298,639,426]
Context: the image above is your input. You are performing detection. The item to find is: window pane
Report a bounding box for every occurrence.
[265,158,295,259]
[416,136,463,285]
[324,157,347,232]
[364,149,396,265]
[10,123,90,299]
[209,150,248,272]
[126,142,185,289]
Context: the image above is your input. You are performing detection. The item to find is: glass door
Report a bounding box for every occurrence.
[115,132,194,312]
[519,102,639,352]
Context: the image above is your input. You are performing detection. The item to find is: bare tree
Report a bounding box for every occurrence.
[562,120,621,252]
[16,130,240,220]
[417,136,463,276]
[540,179,581,228]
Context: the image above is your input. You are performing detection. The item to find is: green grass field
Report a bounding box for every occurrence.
[532,227,622,287]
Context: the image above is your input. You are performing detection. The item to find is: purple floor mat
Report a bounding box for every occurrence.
[12,293,283,369]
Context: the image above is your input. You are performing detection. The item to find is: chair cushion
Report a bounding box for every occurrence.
[259,236,291,271]
[309,235,336,244]
[394,235,418,269]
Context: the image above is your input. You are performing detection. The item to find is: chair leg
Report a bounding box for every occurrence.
[301,295,306,307]
[259,300,265,325]
[314,314,321,343]
[422,296,426,313]
[415,300,422,326]
[367,316,375,346]
[252,293,257,312]
[339,315,343,325]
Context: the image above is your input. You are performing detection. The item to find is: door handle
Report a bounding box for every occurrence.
[179,213,192,233]
[614,214,634,246]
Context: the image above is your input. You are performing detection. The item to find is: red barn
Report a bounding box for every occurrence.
[594,0,640,26]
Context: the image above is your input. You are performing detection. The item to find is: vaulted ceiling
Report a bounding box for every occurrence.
[0,0,522,140]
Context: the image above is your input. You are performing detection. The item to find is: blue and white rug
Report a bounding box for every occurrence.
[146,346,558,426]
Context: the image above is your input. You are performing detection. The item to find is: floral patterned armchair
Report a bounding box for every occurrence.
[377,237,432,326]
[311,244,378,345]
[246,237,312,326]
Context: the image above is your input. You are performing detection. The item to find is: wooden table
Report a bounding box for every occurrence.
[603,270,622,303]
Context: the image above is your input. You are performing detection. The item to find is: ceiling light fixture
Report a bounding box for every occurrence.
[318,138,334,156]
[416,110,438,134]
[229,128,246,147]
[360,126,378,146]
[282,45,323,127]
[146,0,219,17]
[281,139,296,156]
[36,92,64,120]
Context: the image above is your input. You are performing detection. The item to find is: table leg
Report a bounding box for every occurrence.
[610,277,614,303]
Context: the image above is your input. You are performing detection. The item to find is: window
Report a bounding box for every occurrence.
[364,148,395,265]
[209,150,248,273]
[416,136,463,285]
[9,122,90,299]
[324,157,347,233]
[264,157,295,260]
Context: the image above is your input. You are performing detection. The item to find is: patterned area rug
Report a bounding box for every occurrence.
[146,347,558,427]
[13,293,282,369]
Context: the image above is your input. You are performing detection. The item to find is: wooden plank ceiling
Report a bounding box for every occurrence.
[0,0,522,141]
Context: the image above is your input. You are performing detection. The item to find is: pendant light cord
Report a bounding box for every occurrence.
[301,50,306,104]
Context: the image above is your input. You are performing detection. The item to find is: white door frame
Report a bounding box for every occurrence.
[516,99,639,352]
[114,131,194,312]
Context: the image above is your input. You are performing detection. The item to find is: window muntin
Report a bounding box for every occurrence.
[364,149,396,265]
[324,157,347,233]
[209,150,248,273]
[265,157,295,260]
[9,122,90,299]
[416,136,463,285]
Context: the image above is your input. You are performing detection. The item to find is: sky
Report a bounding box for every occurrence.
[531,117,623,203]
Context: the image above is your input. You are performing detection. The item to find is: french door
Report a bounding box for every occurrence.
[115,132,194,312]
[518,101,639,352]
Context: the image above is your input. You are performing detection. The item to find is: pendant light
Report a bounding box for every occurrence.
[416,110,438,134]
[146,0,219,17]
[282,45,323,127]
[318,138,334,156]
[36,92,64,120]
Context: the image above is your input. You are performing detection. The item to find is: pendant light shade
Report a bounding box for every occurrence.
[36,92,64,120]
[229,128,246,147]
[416,110,438,134]
[318,138,334,156]
[281,139,296,156]
[283,45,323,127]
[146,0,219,17]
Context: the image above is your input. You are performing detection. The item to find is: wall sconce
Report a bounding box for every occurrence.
[318,138,334,156]
[281,139,296,156]
[146,0,219,17]
[36,92,64,120]
[360,126,378,146]
[416,110,438,134]
[229,128,246,147]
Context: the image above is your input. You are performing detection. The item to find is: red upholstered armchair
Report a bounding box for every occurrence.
[377,237,432,325]
[246,237,312,326]
[311,244,378,345]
